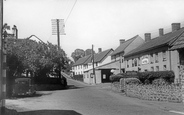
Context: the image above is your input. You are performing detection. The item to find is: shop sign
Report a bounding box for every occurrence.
[142,55,149,65]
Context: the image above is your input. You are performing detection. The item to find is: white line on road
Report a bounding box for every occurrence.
[169,110,184,115]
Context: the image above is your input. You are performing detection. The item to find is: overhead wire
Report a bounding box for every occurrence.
[65,0,77,24]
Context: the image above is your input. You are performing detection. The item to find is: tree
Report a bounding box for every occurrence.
[85,49,95,56]
[71,49,85,62]
[7,38,69,81]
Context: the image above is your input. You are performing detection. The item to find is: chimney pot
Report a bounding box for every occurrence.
[145,33,151,42]
[119,39,125,45]
[159,28,164,36]
[98,48,102,53]
[172,23,180,32]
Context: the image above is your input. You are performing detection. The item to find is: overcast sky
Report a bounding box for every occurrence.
[4,0,184,59]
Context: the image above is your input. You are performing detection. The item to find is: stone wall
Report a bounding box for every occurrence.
[111,80,182,103]
[126,84,182,103]
[180,65,184,103]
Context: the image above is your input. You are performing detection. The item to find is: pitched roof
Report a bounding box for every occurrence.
[84,49,113,64]
[73,55,91,66]
[124,28,184,57]
[170,32,184,50]
[111,35,139,56]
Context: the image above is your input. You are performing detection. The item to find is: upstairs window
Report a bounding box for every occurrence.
[122,58,124,63]
[127,60,129,68]
[134,59,137,67]
[162,51,167,61]
[150,53,154,64]
[151,67,154,71]
[138,57,141,66]
[132,59,135,67]
[155,53,159,63]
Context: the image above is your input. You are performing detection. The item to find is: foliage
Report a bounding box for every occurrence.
[71,49,85,62]
[110,72,138,82]
[137,71,174,84]
[6,38,69,80]
[125,78,141,85]
[110,71,174,84]
[152,78,169,86]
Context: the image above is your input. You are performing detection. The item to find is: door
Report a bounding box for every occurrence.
[101,69,111,83]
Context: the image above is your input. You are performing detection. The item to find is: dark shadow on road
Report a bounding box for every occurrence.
[18,109,82,115]
[64,85,84,90]
[9,92,52,100]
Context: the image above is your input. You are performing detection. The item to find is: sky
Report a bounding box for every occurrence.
[4,0,184,60]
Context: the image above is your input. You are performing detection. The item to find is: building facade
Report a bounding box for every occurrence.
[111,35,144,74]
[124,23,184,83]
[83,48,114,84]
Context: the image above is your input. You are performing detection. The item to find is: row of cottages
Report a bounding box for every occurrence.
[124,23,184,83]
[72,35,144,84]
[72,23,184,84]
[72,48,114,84]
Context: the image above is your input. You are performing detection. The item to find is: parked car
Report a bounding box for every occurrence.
[12,78,36,96]
[61,76,67,87]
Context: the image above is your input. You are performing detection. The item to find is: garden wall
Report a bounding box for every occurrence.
[111,81,182,103]
[126,84,182,103]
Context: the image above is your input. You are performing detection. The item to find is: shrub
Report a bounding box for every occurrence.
[110,71,138,82]
[137,71,174,84]
[152,78,169,86]
[125,78,141,85]
[110,73,124,82]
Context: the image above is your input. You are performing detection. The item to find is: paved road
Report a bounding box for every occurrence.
[6,76,181,115]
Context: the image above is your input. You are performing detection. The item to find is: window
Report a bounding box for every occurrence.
[122,59,124,63]
[150,54,154,64]
[111,56,115,60]
[134,59,137,67]
[162,51,167,61]
[151,67,154,71]
[155,53,159,63]
[96,63,98,66]
[138,57,140,66]
[163,65,167,70]
[132,59,134,67]
[156,66,159,71]
[132,58,137,67]
[127,60,129,68]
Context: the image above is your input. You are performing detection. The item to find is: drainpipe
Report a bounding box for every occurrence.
[169,50,172,71]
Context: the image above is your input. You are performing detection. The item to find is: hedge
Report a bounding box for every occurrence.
[110,71,174,83]
[137,71,175,84]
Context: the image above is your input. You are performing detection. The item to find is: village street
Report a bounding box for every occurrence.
[5,76,184,115]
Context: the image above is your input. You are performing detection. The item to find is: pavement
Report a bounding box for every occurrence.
[4,79,184,115]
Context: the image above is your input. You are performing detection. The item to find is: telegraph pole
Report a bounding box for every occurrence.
[56,19,60,50]
[51,19,65,80]
[92,45,96,84]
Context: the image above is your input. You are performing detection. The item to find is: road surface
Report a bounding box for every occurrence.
[6,75,182,115]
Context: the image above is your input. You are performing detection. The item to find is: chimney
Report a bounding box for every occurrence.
[144,33,151,42]
[119,39,125,45]
[98,48,102,53]
[172,23,180,32]
[159,28,164,36]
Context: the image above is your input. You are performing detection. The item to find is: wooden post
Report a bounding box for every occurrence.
[0,0,4,113]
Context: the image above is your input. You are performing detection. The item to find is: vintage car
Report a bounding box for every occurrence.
[12,78,36,96]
